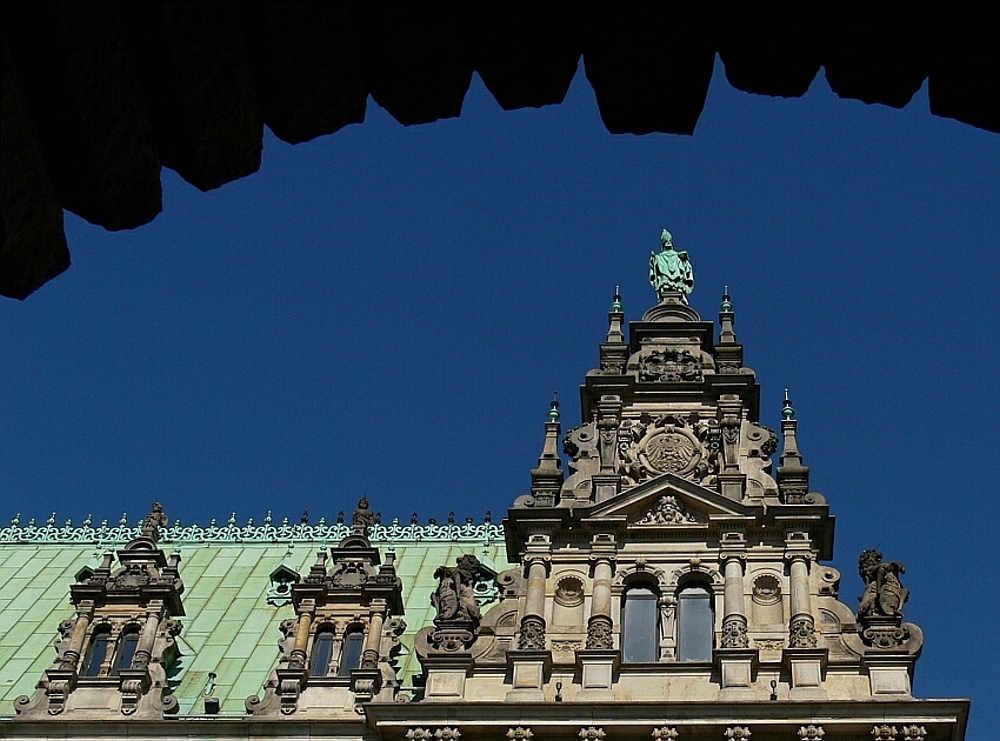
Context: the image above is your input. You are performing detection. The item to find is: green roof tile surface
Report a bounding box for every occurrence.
[0,527,512,716]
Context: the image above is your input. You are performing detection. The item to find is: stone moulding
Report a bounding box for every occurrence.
[0,516,504,545]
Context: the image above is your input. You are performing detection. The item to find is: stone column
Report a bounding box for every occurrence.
[132,600,165,671]
[61,602,94,670]
[577,534,617,701]
[520,556,549,648]
[507,536,552,701]
[716,533,755,699]
[290,601,315,669]
[362,601,385,670]
[782,533,827,699]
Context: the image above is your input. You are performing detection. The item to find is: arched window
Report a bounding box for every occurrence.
[676,584,713,661]
[338,626,365,677]
[622,585,658,662]
[82,628,112,677]
[309,627,335,677]
[112,627,140,675]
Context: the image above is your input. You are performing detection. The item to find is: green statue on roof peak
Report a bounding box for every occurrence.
[649,228,695,303]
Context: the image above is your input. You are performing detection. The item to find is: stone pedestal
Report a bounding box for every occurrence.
[717,472,746,501]
[714,648,758,700]
[423,652,473,701]
[863,652,915,698]
[575,649,619,701]
[505,650,551,701]
[591,474,621,503]
[782,647,828,700]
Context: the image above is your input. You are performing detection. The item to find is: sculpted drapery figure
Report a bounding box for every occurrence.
[857,549,909,619]
[432,554,483,627]
[649,229,695,301]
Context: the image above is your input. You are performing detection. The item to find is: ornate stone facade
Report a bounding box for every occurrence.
[4,232,968,739]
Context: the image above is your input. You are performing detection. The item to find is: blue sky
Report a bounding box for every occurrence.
[3,59,997,731]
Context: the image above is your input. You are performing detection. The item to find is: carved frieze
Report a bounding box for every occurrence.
[638,347,703,383]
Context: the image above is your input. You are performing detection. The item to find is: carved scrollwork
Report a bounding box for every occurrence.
[861,623,909,649]
[798,727,825,740]
[616,414,721,487]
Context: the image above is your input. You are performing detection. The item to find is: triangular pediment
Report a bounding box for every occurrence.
[582,473,754,528]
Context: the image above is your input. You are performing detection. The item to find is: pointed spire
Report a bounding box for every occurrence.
[777,390,810,503]
[718,286,738,345]
[605,285,625,344]
[531,394,564,505]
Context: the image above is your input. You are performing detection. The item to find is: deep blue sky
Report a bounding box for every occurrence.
[3,60,997,731]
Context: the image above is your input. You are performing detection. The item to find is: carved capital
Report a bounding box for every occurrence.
[788,616,818,649]
[585,615,614,650]
[721,615,749,649]
[517,616,546,650]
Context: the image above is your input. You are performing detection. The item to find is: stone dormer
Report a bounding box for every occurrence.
[246,498,406,715]
[15,503,184,718]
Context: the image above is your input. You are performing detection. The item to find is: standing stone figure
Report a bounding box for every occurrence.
[649,229,695,301]
[140,502,168,542]
[857,549,909,619]
[352,497,375,535]
[432,554,483,627]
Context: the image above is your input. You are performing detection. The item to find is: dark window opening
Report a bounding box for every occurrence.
[677,585,713,661]
[310,629,335,677]
[338,628,364,677]
[622,585,658,662]
[82,630,112,677]
[112,629,140,675]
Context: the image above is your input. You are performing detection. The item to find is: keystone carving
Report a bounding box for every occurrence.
[637,495,699,525]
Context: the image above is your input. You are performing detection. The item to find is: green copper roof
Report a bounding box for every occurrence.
[0,524,511,716]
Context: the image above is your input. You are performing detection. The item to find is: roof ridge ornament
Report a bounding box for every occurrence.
[649,228,695,304]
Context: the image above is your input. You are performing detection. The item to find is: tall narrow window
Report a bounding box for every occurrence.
[338,628,364,677]
[310,628,335,677]
[82,629,112,677]
[113,629,140,675]
[677,585,713,661]
[622,585,658,662]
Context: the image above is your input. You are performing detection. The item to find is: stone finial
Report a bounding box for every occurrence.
[649,228,695,302]
[530,395,564,505]
[777,390,810,503]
